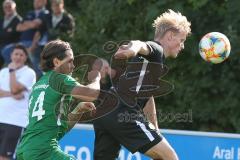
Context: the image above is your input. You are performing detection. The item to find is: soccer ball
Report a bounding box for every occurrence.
[199,32,231,64]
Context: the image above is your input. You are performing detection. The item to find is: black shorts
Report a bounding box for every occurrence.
[0,123,23,158]
[93,106,162,160]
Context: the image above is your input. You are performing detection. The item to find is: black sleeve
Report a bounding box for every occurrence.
[141,41,164,63]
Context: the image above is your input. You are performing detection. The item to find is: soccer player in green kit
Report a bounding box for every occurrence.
[16,40,101,160]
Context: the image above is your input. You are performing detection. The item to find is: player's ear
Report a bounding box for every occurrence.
[166,31,174,41]
[53,57,61,67]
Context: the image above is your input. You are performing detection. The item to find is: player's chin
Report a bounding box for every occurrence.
[170,53,179,58]
[67,71,73,75]
[174,50,182,57]
[69,69,74,75]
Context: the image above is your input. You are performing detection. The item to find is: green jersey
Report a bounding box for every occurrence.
[17,71,79,157]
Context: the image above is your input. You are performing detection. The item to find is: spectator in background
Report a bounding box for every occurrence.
[1,0,48,66]
[16,0,48,48]
[20,0,75,41]
[1,0,48,78]
[12,0,75,78]
[15,0,75,42]
[0,0,22,67]
[0,44,36,160]
[44,0,75,41]
[0,0,22,49]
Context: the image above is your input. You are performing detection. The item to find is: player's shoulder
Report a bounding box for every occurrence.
[48,71,78,88]
[145,41,163,54]
[49,71,72,81]
[142,41,164,63]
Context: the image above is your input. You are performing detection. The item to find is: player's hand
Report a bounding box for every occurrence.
[71,102,96,114]
[88,70,101,82]
[114,42,138,59]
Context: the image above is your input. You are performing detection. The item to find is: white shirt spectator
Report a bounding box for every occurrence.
[0,65,36,127]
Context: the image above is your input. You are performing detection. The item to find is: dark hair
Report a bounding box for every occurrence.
[12,44,32,67]
[40,39,72,72]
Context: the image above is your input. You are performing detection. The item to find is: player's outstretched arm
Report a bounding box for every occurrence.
[114,40,150,59]
[71,70,101,102]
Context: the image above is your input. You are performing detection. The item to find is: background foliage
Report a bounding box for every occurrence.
[3,0,240,133]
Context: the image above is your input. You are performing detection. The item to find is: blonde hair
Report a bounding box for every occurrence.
[153,9,191,38]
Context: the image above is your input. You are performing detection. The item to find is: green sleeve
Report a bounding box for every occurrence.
[49,72,80,94]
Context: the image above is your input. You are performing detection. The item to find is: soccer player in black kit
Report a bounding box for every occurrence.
[93,9,191,160]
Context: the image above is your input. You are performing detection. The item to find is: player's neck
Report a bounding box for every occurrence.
[154,37,169,58]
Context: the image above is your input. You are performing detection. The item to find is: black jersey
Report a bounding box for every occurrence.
[111,41,165,110]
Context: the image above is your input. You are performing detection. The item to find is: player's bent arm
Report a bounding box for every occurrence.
[124,40,150,56]
[143,96,159,130]
[131,40,151,56]
[114,40,150,59]
[67,102,96,130]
